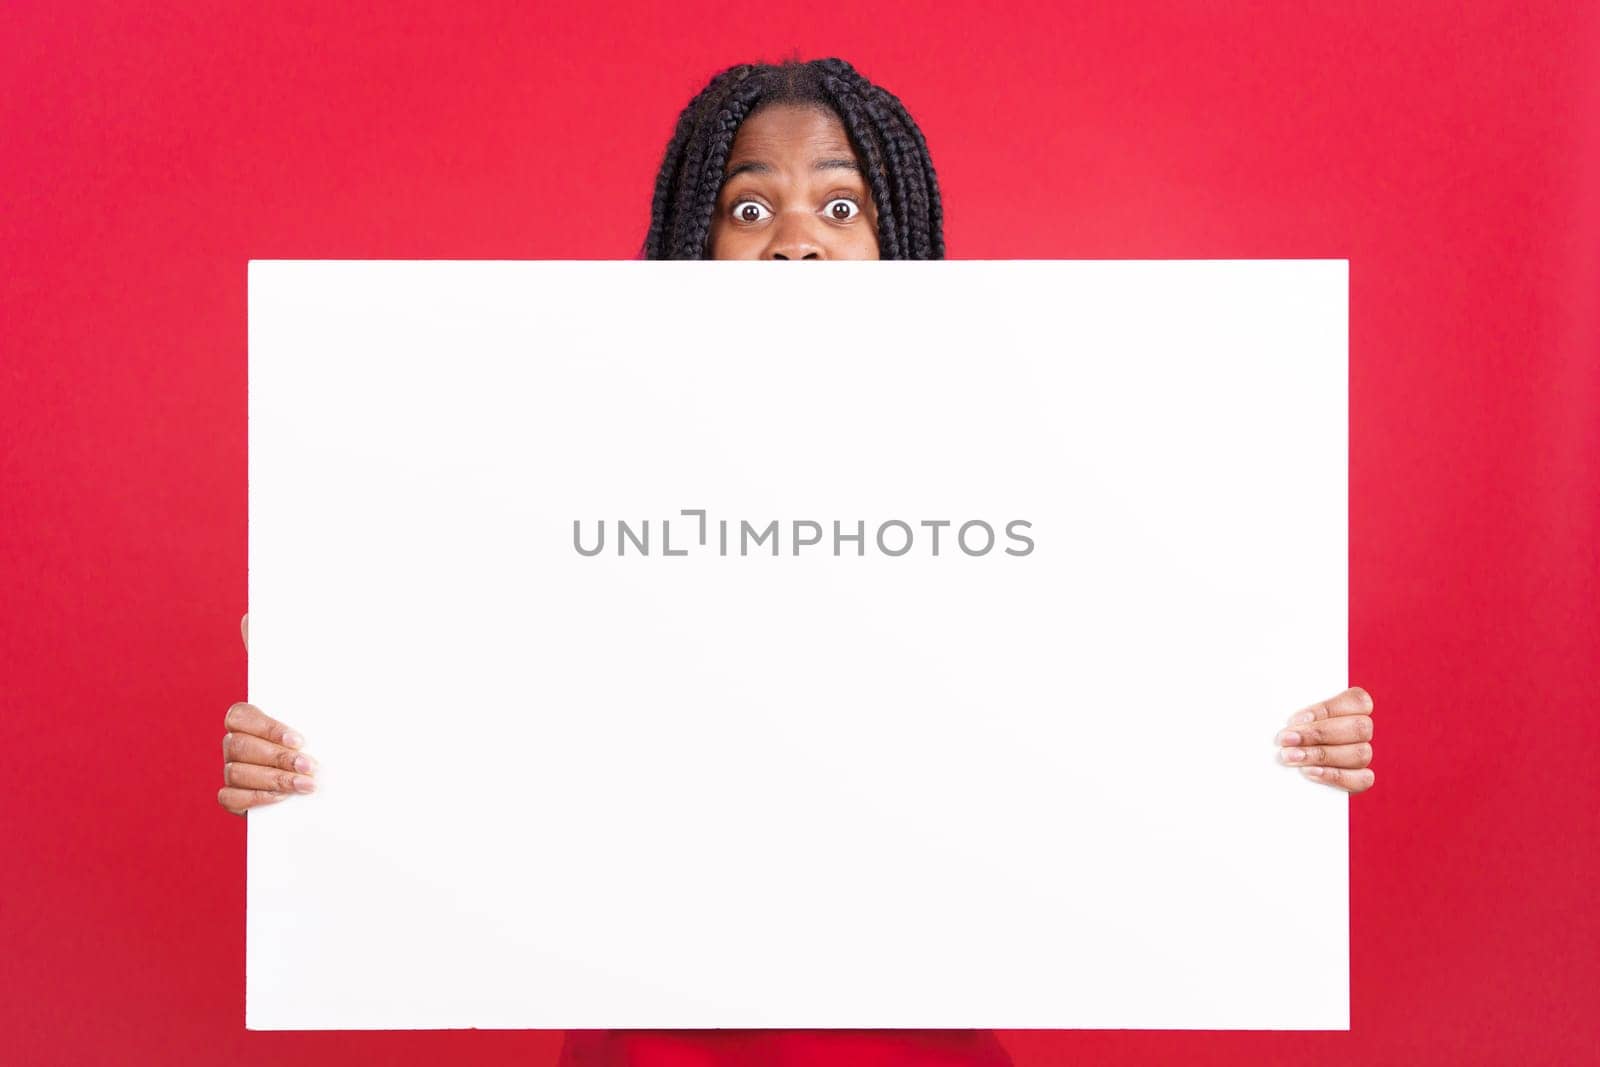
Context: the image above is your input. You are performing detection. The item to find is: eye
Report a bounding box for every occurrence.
[731,200,771,223]
[823,197,861,221]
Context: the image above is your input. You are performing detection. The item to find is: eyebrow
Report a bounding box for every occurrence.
[723,157,862,181]
[813,157,861,173]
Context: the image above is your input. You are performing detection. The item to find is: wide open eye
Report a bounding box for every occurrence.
[823,198,861,221]
[731,200,772,223]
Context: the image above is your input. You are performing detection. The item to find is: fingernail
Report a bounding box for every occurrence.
[1300,767,1326,779]
[1291,711,1315,725]
[1275,730,1302,746]
[292,754,316,774]
[283,731,305,749]
[293,776,317,794]
[1278,747,1306,764]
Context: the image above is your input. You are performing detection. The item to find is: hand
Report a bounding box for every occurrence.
[1275,686,1375,793]
[217,612,318,815]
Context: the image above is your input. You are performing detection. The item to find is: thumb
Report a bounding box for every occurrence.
[240,612,249,653]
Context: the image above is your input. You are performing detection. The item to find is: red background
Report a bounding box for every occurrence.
[4,2,1598,1064]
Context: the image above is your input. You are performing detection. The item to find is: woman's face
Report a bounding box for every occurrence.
[708,103,881,260]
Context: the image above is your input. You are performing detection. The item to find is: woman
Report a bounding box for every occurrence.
[219,58,1376,1067]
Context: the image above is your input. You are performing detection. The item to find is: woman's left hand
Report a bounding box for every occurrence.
[1275,686,1375,793]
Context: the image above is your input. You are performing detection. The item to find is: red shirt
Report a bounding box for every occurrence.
[557,1030,1014,1066]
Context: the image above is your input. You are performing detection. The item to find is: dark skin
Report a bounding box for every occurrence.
[220,101,1375,810]
[708,103,881,260]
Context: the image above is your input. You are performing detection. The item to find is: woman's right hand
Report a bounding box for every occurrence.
[218,612,317,816]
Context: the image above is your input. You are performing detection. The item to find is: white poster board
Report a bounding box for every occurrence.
[247,260,1348,1031]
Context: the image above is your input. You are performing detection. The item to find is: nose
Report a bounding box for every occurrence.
[763,214,825,260]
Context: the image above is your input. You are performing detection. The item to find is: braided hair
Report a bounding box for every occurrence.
[643,58,944,260]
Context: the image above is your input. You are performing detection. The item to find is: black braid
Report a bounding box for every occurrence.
[642,59,944,259]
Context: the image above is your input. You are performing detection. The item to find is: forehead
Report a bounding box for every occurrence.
[727,103,859,165]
